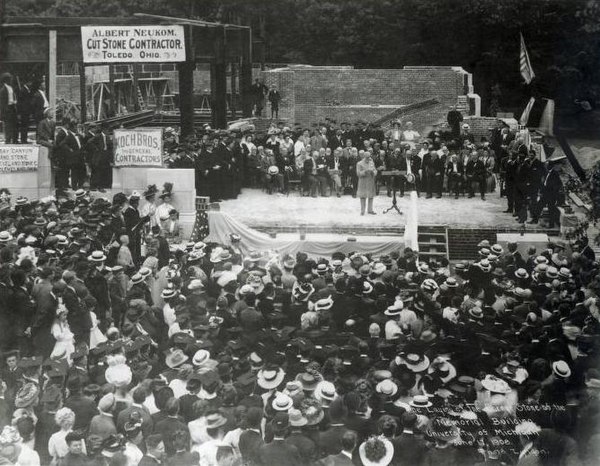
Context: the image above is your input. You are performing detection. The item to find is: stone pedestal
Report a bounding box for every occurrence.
[0,146,53,200]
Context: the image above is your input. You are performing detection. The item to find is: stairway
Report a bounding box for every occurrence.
[418,225,449,262]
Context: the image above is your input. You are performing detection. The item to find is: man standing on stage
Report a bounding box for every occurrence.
[446,104,463,138]
[267,85,281,120]
[356,150,377,215]
[0,73,18,144]
[86,123,113,192]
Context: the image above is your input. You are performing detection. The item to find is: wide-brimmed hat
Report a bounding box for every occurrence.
[295,372,319,391]
[292,282,314,302]
[428,357,457,384]
[210,249,232,263]
[376,379,398,397]
[288,408,308,427]
[552,360,571,379]
[515,268,529,279]
[372,262,386,276]
[480,374,511,394]
[491,244,503,255]
[359,436,394,466]
[165,348,189,369]
[244,273,263,293]
[15,382,39,408]
[130,274,144,285]
[247,251,262,262]
[397,353,430,373]
[187,279,204,291]
[419,330,437,343]
[272,393,293,411]
[192,349,211,367]
[314,381,336,403]
[468,307,483,320]
[384,301,403,316]
[257,367,285,390]
[161,287,177,299]
[205,412,228,429]
[409,394,432,408]
[314,296,333,311]
[0,231,13,242]
[88,250,107,262]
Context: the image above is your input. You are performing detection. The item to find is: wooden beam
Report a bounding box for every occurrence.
[108,64,115,116]
[240,27,252,118]
[79,61,86,123]
[211,26,227,129]
[178,24,195,138]
[48,30,57,120]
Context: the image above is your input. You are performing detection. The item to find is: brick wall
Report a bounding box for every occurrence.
[447,228,498,261]
[262,66,477,131]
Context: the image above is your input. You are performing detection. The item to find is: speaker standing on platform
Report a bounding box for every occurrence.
[356,150,377,216]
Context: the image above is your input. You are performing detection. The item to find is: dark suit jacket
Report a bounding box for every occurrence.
[0,85,16,121]
[154,416,187,456]
[85,132,113,167]
[64,286,92,336]
[36,118,56,147]
[65,393,98,431]
[392,432,428,466]
[258,439,302,466]
[319,452,354,466]
[239,429,264,464]
[138,455,161,466]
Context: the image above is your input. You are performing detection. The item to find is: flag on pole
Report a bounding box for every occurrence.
[520,32,535,84]
[519,97,536,125]
[538,99,555,137]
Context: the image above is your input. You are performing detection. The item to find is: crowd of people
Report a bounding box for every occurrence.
[0,184,596,466]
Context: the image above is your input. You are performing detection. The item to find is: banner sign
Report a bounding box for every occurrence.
[81,25,186,63]
[0,145,39,173]
[113,128,163,167]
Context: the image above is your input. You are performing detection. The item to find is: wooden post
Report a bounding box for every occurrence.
[178,60,195,137]
[178,24,195,138]
[211,26,227,129]
[230,62,237,118]
[48,30,57,120]
[79,62,86,123]
[108,64,116,116]
[132,63,140,112]
[240,28,253,117]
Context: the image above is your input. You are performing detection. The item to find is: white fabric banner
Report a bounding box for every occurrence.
[204,211,405,258]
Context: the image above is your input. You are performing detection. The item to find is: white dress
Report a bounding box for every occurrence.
[50,321,75,362]
[89,312,107,349]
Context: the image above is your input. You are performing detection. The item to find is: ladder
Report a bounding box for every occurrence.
[136,85,146,111]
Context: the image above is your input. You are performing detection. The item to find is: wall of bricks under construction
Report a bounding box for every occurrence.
[261,66,475,130]
[448,228,498,261]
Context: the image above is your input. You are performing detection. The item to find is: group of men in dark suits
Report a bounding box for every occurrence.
[51,119,114,192]
[0,73,49,144]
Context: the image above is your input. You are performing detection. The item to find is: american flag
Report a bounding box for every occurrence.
[520,32,535,84]
[191,196,210,241]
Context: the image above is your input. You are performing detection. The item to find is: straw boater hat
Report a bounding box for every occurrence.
[375,379,398,397]
[480,374,511,394]
[396,353,430,373]
[359,436,394,466]
[164,348,189,369]
[384,301,403,316]
[428,356,457,384]
[409,394,432,408]
[552,360,571,379]
[272,393,293,412]
[314,381,337,403]
[257,366,285,390]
